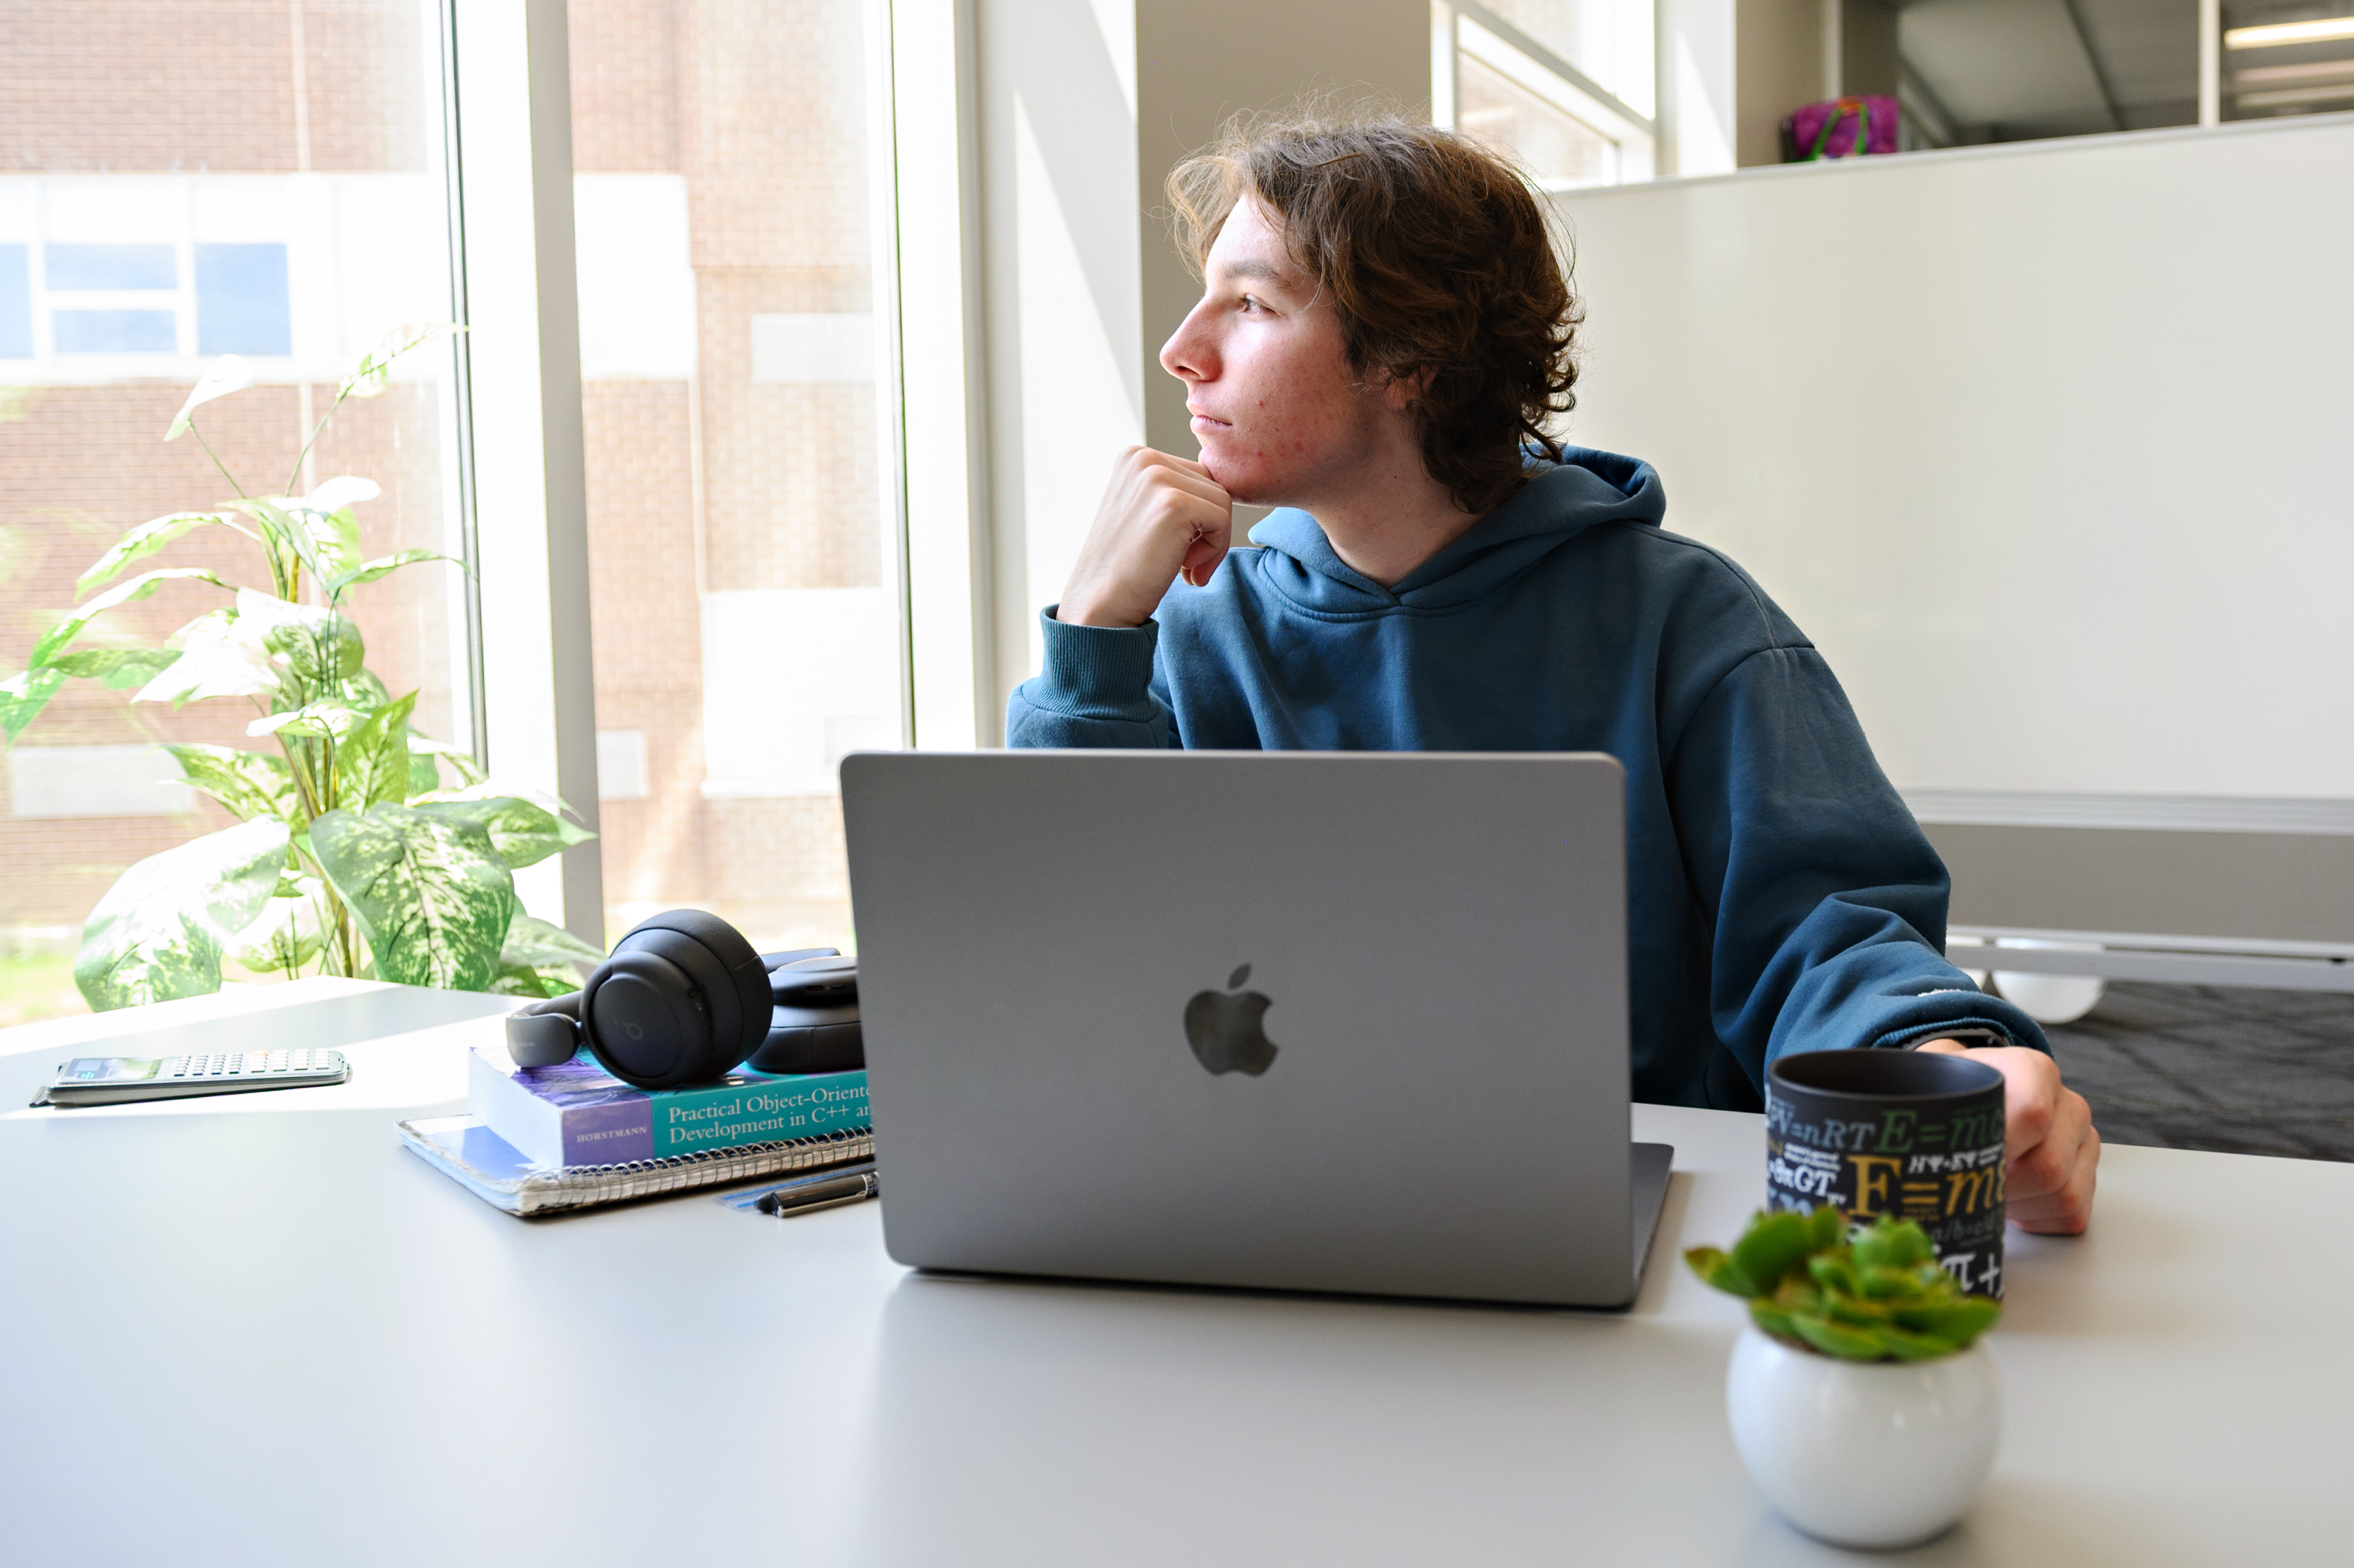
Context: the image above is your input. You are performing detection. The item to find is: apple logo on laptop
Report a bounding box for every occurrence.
[1184,964,1279,1076]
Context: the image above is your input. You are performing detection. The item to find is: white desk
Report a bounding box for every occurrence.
[1,980,2346,1565]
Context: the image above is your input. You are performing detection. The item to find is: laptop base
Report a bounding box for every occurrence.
[1631,1142,1674,1285]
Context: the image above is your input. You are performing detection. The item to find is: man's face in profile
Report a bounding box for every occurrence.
[1158,195,1397,509]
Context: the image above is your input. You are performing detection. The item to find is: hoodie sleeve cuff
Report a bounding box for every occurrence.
[1024,606,1160,722]
[1871,1017,2043,1054]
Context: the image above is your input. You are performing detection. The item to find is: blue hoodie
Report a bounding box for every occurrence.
[1007,448,2049,1110]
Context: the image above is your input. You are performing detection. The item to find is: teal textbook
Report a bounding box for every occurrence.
[468,1043,869,1169]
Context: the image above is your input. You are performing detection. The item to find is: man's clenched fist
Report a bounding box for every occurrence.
[1917,1039,2100,1234]
[1058,447,1236,629]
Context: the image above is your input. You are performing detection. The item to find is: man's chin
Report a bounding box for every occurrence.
[1198,455,1280,509]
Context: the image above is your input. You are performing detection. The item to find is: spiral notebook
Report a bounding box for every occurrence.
[398,1113,874,1217]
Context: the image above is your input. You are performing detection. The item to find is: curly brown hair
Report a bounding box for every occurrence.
[1168,109,1581,516]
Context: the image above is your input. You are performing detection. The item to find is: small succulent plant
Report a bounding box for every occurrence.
[1686,1207,2001,1362]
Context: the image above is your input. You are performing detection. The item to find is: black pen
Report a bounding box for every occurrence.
[753,1165,878,1216]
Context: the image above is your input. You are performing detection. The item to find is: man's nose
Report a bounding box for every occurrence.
[1160,305,1212,382]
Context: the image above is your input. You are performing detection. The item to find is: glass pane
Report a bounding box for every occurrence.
[1481,0,1658,119]
[1460,50,1620,189]
[568,0,903,956]
[0,1,468,1026]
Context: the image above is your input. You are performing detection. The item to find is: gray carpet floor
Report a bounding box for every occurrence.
[2041,982,2354,1163]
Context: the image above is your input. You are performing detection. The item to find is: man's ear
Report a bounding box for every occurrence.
[1381,363,1436,412]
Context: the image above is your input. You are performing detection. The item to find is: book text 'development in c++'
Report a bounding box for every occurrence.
[468,1044,870,1169]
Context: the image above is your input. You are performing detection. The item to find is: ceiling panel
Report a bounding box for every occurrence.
[1901,0,2112,128]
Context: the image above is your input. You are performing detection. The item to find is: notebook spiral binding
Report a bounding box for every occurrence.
[398,1113,875,1216]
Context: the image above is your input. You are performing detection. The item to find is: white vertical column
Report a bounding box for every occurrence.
[1432,2,1460,129]
[1658,0,1737,177]
[2198,0,2222,126]
[890,0,995,749]
[452,0,604,940]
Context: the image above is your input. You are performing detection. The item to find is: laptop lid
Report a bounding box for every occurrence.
[840,751,1636,1307]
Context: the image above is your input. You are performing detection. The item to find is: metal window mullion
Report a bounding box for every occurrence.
[436,0,490,772]
[868,0,916,753]
[446,0,605,944]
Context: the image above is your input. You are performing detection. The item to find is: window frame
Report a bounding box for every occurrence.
[1436,0,1660,187]
[441,0,954,944]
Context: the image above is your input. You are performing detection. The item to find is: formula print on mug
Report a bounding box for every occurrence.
[1765,1049,2009,1298]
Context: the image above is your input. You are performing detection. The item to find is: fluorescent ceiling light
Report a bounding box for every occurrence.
[2224,15,2354,48]
[2236,81,2354,106]
[2234,57,2354,85]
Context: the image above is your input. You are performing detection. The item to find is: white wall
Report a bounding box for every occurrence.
[1658,0,1736,177]
[1555,117,2354,820]
[977,0,1146,724]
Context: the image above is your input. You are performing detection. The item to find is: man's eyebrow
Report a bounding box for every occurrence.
[1211,257,1285,285]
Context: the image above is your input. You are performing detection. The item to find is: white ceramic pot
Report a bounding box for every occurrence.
[1725,1324,2001,1549]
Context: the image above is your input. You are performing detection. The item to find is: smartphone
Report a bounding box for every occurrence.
[38,1050,349,1106]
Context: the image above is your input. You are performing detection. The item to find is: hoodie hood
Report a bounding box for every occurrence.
[1242,445,1665,614]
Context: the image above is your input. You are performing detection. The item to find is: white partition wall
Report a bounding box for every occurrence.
[1556,117,2354,822]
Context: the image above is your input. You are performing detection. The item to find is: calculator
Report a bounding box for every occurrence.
[37,1050,350,1106]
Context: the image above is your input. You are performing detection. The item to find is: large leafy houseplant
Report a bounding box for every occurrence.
[1,329,602,1010]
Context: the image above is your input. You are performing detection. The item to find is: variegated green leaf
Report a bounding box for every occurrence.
[329,548,451,596]
[234,495,316,573]
[211,587,364,697]
[248,699,373,741]
[135,609,280,705]
[336,691,416,810]
[499,911,604,972]
[311,802,514,990]
[339,322,461,400]
[273,478,375,583]
[73,817,291,1011]
[162,742,301,824]
[77,512,234,597]
[262,614,363,693]
[31,567,231,668]
[488,962,583,1000]
[412,792,594,869]
[46,646,184,692]
[404,735,486,794]
[341,665,394,710]
[2,666,67,744]
[166,356,255,441]
[228,883,327,977]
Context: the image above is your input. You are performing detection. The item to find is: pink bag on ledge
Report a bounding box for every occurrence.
[1780,95,1899,161]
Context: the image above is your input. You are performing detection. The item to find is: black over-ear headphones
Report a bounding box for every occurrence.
[504,909,863,1089]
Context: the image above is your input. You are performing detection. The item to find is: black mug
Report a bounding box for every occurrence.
[1765,1049,2009,1298]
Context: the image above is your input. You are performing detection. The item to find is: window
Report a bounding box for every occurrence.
[567,0,905,955]
[0,244,29,356]
[0,0,469,1024]
[2,0,919,1024]
[195,244,294,356]
[1437,0,1659,189]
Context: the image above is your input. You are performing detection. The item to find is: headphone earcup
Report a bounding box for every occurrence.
[634,909,770,1074]
[581,944,710,1088]
[579,909,772,1089]
[748,1010,863,1074]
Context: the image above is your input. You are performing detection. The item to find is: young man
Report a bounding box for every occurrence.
[1007,115,2098,1235]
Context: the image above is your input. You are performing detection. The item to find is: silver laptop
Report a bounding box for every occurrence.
[839,751,1672,1308]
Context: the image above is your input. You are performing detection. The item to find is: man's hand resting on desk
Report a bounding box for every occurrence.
[1918,1040,2100,1235]
[1058,447,1236,628]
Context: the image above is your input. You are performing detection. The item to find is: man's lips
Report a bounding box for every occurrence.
[1188,407,1232,429]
